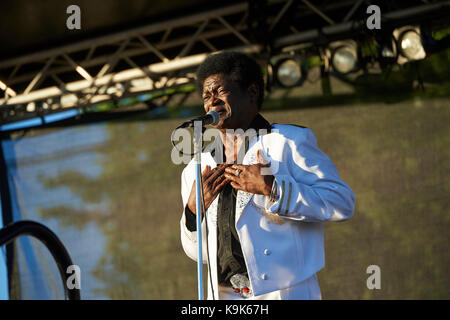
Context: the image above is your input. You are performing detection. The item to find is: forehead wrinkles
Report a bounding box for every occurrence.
[202,74,227,94]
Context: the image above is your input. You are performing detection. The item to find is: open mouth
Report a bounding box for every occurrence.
[215,109,227,117]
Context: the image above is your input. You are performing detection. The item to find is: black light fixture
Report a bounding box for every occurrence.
[328,40,359,75]
[274,57,302,87]
[394,26,426,64]
[271,54,302,88]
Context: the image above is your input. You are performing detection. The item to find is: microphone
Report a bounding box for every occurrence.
[177,110,220,129]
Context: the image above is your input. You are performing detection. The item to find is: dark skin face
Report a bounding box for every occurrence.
[186,73,274,215]
[201,73,259,131]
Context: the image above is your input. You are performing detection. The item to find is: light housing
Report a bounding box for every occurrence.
[329,40,359,75]
[274,57,302,87]
[394,26,426,64]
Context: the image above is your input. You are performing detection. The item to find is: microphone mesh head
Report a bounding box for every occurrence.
[207,110,220,125]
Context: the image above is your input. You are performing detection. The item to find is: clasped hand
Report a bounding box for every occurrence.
[187,150,274,214]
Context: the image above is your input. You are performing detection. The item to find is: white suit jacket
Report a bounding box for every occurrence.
[180,124,355,299]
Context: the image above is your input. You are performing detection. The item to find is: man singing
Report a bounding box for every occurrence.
[179,51,355,300]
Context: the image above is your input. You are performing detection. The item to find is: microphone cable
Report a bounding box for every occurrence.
[199,165,217,300]
[170,126,206,157]
[171,124,217,299]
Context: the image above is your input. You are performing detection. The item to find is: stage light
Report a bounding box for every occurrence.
[274,58,302,87]
[331,44,358,74]
[393,26,426,64]
[399,29,426,60]
[26,102,36,112]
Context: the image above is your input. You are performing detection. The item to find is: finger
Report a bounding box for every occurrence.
[205,165,227,183]
[224,167,234,174]
[230,181,242,190]
[224,172,241,184]
[212,173,227,188]
[202,165,211,177]
[225,165,245,175]
[230,164,245,171]
[203,170,228,194]
[213,176,230,193]
[203,164,226,181]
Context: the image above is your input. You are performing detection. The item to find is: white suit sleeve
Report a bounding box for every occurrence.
[254,128,355,222]
[179,162,209,263]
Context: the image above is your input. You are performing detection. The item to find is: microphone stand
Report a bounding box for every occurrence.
[193,120,204,300]
[173,113,219,300]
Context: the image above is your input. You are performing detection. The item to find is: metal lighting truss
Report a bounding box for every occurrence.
[1,0,449,124]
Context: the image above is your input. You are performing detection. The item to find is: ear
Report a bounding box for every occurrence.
[247,83,259,105]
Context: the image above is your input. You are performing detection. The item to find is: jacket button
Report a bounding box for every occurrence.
[261,273,268,280]
[264,249,271,256]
